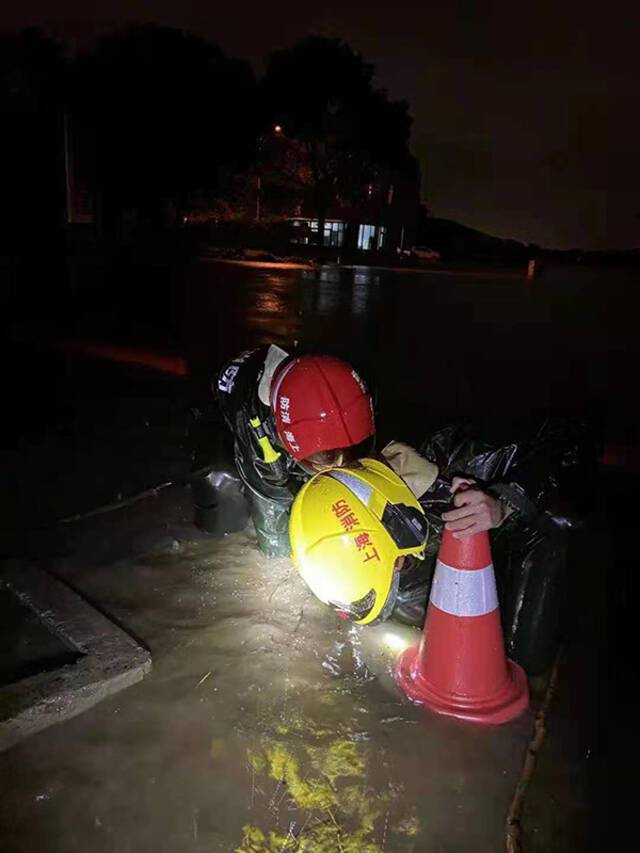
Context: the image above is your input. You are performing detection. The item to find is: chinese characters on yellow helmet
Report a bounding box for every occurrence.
[289,459,428,625]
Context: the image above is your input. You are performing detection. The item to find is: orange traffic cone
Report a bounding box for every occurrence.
[396,528,529,724]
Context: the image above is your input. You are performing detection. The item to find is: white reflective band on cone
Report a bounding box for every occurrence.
[429,560,498,617]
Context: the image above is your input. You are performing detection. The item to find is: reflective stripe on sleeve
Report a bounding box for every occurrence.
[429,560,498,617]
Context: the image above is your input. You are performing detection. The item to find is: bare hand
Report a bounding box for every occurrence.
[441,477,511,539]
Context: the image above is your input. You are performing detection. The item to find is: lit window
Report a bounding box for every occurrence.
[292,219,345,247]
[290,218,311,245]
[324,221,345,247]
[357,224,376,251]
[377,226,386,250]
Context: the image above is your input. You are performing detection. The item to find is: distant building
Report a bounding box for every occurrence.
[287,166,420,255]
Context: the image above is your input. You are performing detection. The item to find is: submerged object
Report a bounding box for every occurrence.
[191,469,250,535]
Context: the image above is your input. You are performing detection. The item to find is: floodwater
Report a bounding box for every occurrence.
[0,489,530,852]
[188,260,639,446]
[7,257,639,526]
[2,258,636,850]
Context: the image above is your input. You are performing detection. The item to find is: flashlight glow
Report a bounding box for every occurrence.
[382,630,413,653]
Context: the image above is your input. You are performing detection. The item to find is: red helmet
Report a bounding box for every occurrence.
[270,355,375,461]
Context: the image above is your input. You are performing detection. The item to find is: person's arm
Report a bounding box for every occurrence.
[425,419,594,535]
[381,440,510,537]
[442,477,513,539]
[380,440,439,498]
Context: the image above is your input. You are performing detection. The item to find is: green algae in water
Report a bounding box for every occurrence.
[240,729,386,850]
[237,821,382,853]
[309,740,365,785]
[236,824,294,852]
[236,697,421,851]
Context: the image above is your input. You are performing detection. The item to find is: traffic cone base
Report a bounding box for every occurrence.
[396,644,529,725]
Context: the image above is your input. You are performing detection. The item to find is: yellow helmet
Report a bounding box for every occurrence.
[289,458,428,625]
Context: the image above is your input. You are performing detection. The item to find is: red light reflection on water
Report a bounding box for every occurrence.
[69,341,187,377]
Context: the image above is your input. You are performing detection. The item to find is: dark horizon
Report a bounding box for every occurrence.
[1,0,637,251]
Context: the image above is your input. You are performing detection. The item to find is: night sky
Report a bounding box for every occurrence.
[2,1,636,250]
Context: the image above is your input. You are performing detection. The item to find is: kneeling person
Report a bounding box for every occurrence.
[212,346,375,557]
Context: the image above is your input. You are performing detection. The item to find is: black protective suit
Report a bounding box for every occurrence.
[192,346,595,674]
[393,420,596,674]
[194,346,305,557]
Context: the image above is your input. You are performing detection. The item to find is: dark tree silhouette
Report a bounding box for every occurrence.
[0,29,67,249]
[70,25,257,233]
[0,29,69,322]
[262,37,415,241]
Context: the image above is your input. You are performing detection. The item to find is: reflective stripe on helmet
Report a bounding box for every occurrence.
[429,560,498,617]
[327,469,427,554]
[327,469,373,507]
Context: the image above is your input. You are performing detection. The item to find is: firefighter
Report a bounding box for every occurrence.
[193,345,375,557]
[288,420,595,675]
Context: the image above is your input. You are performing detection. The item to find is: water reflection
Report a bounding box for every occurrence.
[300,268,380,318]
[318,267,341,284]
[244,272,302,345]
[352,282,372,317]
[299,268,382,374]
[193,262,383,379]
[192,259,622,431]
[254,289,286,316]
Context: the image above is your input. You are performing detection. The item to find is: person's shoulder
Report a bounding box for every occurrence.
[217,347,267,394]
[216,345,292,413]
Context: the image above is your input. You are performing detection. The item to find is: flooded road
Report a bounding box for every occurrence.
[2,256,635,850]
[7,256,637,523]
[0,489,530,852]
[188,260,638,445]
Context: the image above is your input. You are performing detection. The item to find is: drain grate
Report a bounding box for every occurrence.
[0,562,151,752]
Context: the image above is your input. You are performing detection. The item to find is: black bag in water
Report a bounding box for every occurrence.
[191,468,250,536]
